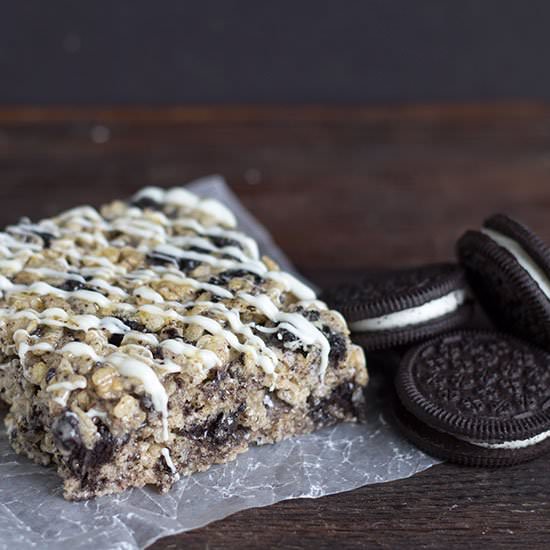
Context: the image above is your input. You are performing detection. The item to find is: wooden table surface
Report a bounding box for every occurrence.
[1,104,550,549]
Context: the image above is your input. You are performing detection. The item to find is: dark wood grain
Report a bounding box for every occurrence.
[1,103,550,549]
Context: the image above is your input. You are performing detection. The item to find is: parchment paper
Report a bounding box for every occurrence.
[0,176,440,550]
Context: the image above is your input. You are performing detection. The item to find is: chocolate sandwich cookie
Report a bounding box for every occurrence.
[457,213,550,350]
[394,330,550,466]
[322,264,473,350]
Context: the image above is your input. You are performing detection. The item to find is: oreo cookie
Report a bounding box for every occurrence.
[457,213,550,351]
[322,263,473,350]
[394,330,550,466]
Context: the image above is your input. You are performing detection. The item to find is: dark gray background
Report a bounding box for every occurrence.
[1,0,549,104]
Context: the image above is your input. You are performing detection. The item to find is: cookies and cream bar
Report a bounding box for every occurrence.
[0,186,367,500]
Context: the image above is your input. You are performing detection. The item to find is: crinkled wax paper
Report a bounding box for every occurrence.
[0,177,440,550]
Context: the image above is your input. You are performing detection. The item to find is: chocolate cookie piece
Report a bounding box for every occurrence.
[457,213,550,350]
[394,330,550,466]
[322,264,473,351]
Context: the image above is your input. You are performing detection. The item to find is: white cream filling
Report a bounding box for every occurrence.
[458,429,550,450]
[481,228,550,300]
[350,289,466,332]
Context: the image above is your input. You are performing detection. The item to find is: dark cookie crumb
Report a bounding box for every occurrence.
[321,325,348,366]
[152,346,164,360]
[162,327,182,339]
[117,318,147,333]
[70,422,123,489]
[302,310,321,322]
[188,246,211,255]
[45,368,56,383]
[308,382,358,426]
[52,412,82,455]
[209,236,242,250]
[208,269,263,286]
[258,327,309,356]
[32,231,56,249]
[178,258,201,271]
[186,404,247,445]
[131,197,163,211]
[31,326,45,338]
[20,406,44,440]
[108,333,124,346]
[57,279,87,292]
[146,252,178,268]
[276,328,298,343]
[139,395,154,412]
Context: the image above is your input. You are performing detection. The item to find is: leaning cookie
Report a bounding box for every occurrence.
[394,330,550,466]
[322,264,473,350]
[457,213,550,350]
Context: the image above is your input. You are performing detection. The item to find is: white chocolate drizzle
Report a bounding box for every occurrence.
[133,186,237,228]
[106,353,169,440]
[239,293,330,379]
[61,342,101,361]
[160,339,220,370]
[46,379,88,407]
[161,447,179,478]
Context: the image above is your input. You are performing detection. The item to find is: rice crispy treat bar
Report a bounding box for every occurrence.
[0,186,368,500]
